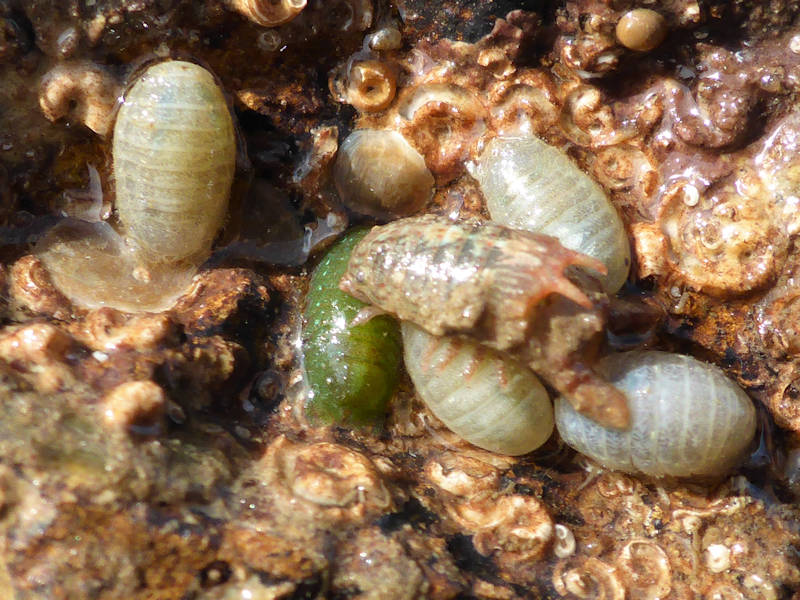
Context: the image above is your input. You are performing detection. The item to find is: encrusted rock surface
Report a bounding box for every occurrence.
[1,1,800,598]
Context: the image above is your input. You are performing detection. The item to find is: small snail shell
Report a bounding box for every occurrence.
[402,322,554,455]
[472,136,631,293]
[230,0,307,27]
[333,129,434,219]
[304,229,403,426]
[616,9,668,52]
[113,60,236,264]
[554,351,757,478]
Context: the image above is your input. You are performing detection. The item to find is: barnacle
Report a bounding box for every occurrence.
[39,61,119,137]
[343,60,397,112]
[229,0,307,27]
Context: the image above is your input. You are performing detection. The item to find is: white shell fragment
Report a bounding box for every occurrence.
[402,322,554,456]
[113,60,236,264]
[333,129,434,219]
[554,351,757,478]
[472,136,631,293]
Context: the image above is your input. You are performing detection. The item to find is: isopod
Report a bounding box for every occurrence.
[340,215,631,429]
[554,350,757,478]
[304,228,403,426]
[333,129,434,219]
[36,60,237,312]
[402,322,554,455]
[113,60,236,264]
[471,136,631,293]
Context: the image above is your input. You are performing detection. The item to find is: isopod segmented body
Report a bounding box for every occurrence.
[304,229,403,426]
[113,60,236,264]
[554,351,757,478]
[402,322,553,455]
[472,136,631,293]
[340,215,631,429]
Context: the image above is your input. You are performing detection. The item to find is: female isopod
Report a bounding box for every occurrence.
[340,215,631,429]
[333,129,434,219]
[37,60,237,312]
[402,322,554,455]
[554,350,757,478]
[471,136,631,293]
[113,60,236,264]
[303,228,403,426]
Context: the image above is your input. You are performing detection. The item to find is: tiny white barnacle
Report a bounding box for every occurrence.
[554,350,757,478]
[472,136,631,293]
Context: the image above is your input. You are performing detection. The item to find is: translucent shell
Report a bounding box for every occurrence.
[472,136,631,293]
[402,322,553,456]
[333,129,433,219]
[113,60,236,264]
[554,351,757,478]
[303,229,403,426]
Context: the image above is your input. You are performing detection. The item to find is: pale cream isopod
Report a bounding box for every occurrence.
[402,322,554,456]
[472,136,631,293]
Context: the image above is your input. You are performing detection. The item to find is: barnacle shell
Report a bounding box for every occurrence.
[401,322,554,456]
[230,0,307,27]
[343,60,397,113]
[472,136,631,293]
[333,129,434,219]
[303,229,402,426]
[113,60,236,264]
[39,61,119,137]
[555,351,757,478]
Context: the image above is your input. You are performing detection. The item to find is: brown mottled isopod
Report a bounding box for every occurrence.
[340,215,631,429]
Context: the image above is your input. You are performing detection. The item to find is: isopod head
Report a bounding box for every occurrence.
[472,136,631,293]
[333,129,434,219]
[303,228,403,426]
[402,322,553,455]
[113,60,236,264]
[554,351,757,478]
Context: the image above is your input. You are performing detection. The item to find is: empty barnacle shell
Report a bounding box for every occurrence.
[402,322,554,456]
[555,351,757,479]
[472,136,631,293]
[230,0,307,27]
[333,129,434,218]
[342,60,397,113]
[39,61,120,137]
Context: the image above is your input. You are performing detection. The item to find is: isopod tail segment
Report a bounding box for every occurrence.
[549,363,631,431]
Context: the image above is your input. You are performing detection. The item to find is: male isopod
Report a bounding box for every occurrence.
[554,350,757,478]
[471,136,631,293]
[402,322,554,455]
[304,228,403,426]
[339,215,631,429]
